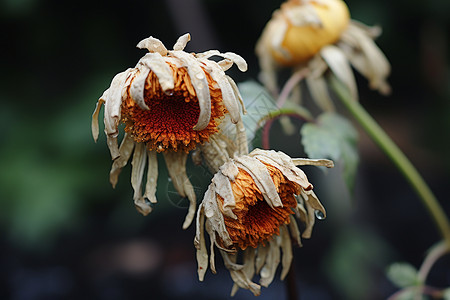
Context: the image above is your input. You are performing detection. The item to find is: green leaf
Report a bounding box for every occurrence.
[443,288,450,300]
[301,112,358,190]
[238,80,314,148]
[386,262,421,288]
[237,81,279,144]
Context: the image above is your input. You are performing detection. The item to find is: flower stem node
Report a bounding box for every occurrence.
[91,34,247,228]
[194,148,333,295]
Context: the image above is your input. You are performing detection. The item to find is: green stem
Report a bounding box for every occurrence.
[330,76,450,246]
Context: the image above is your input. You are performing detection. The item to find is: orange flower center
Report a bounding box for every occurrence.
[121,64,226,152]
[218,163,299,250]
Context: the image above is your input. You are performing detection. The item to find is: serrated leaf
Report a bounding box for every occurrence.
[301,112,358,190]
[238,81,313,147]
[386,262,421,288]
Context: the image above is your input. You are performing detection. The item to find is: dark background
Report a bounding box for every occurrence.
[1,0,450,299]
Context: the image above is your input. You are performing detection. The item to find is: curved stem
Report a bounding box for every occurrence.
[285,261,299,300]
[330,75,450,246]
[277,68,310,108]
[418,241,450,282]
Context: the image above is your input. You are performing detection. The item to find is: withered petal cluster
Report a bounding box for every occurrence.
[194,149,333,296]
[256,0,391,105]
[92,33,247,229]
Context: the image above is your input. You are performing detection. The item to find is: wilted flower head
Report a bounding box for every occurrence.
[92,33,247,228]
[256,0,391,102]
[195,149,333,295]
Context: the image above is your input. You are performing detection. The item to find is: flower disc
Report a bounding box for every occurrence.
[121,64,226,152]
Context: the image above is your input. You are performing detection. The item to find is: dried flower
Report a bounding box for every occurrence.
[194,149,333,295]
[256,0,391,104]
[92,33,247,228]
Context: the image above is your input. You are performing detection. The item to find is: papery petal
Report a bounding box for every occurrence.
[197,50,247,72]
[137,36,168,56]
[173,33,191,51]
[199,59,241,124]
[131,143,151,216]
[339,22,391,94]
[212,173,237,219]
[219,160,240,181]
[288,215,302,247]
[259,238,280,287]
[170,51,211,131]
[231,249,257,296]
[222,252,261,296]
[141,53,175,92]
[279,225,293,280]
[110,133,135,188]
[91,98,105,142]
[233,156,283,208]
[203,184,234,248]
[291,157,334,168]
[129,66,151,110]
[144,150,158,204]
[320,45,358,101]
[106,135,120,161]
[195,204,209,281]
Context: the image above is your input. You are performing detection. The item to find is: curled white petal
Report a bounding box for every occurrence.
[129,65,151,110]
[259,238,280,287]
[199,59,241,124]
[136,36,168,56]
[140,53,175,92]
[233,156,283,208]
[279,225,293,280]
[103,69,131,136]
[110,133,135,188]
[226,75,247,114]
[212,173,237,219]
[91,98,104,142]
[131,143,152,216]
[170,51,211,131]
[219,160,240,181]
[144,150,158,204]
[222,252,261,296]
[250,149,313,190]
[202,184,234,248]
[197,50,247,72]
[195,204,209,281]
[173,33,191,51]
[320,45,358,101]
[231,249,257,296]
[106,135,120,161]
[291,157,334,168]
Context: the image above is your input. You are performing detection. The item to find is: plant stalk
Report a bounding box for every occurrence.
[330,76,450,246]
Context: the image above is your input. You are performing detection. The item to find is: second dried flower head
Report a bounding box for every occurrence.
[256,0,391,103]
[195,149,334,295]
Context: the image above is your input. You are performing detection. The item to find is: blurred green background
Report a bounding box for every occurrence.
[1,0,450,299]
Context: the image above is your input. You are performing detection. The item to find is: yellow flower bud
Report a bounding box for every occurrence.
[267,0,350,66]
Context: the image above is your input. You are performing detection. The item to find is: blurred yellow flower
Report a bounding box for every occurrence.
[256,0,391,104]
[194,149,333,295]
[266,0,350,66]
[92,33,247,228]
